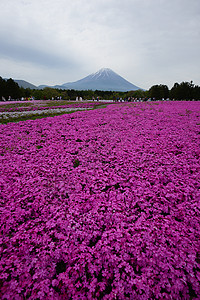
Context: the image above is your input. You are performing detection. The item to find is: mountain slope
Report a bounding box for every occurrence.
[61,68,141,91]
[14,80,38,89]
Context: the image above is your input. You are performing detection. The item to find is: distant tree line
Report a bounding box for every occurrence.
[0,76,200,101]
[149,81,200,100]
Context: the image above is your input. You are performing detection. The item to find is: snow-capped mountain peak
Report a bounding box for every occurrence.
[90,68,114,80]
[61,68,142,91]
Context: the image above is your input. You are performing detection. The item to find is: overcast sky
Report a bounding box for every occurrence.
[0,0,199,89]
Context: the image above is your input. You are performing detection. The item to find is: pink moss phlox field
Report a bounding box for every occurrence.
[0,101,200,299]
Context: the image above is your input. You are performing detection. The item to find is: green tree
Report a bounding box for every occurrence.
[149,84,169,100]
[192,85,200,100]
[0,77,6,99]
[43,87,59,100]
[6,78,21,99]
[170,81,194,100]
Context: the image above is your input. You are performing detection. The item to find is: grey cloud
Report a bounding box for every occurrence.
[0,39,76,69]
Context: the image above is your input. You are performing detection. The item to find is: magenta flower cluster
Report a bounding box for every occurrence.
[0,101,200,299]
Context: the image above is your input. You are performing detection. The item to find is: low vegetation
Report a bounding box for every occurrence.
[0,101,199,299]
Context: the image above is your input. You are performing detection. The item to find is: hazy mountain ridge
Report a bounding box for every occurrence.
[14,80,38,89]
[14,68,142,91]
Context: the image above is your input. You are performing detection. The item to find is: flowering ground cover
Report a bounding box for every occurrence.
[0,107,93,123]
[0,101,200,299]
[0,101,109,124]
[0,100,104,113]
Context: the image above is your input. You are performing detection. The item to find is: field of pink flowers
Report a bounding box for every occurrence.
[0,101,200,299]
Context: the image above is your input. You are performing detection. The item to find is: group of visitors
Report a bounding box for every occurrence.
[76,96,83,101]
